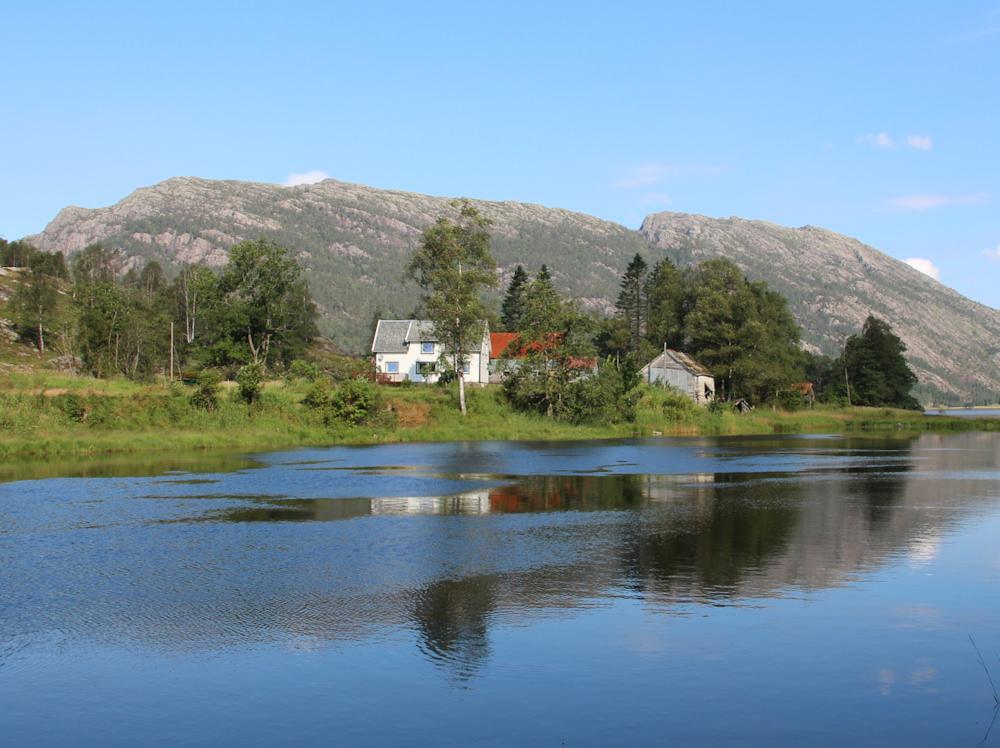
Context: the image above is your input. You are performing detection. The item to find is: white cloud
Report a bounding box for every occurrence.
[640,192,672,207]
[983,245,1000,261]
[904,257,941,280]
[611,163,723,190]
[859,132,932,150]
[283,170,330,187]
[888,193,990,211]
[905,134,933,151]
[861,132,895,149]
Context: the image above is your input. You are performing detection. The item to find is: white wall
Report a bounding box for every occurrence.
[374,339,489,384]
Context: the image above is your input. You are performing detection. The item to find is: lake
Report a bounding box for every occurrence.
[2,434,999,746]
[926,408,1000,419]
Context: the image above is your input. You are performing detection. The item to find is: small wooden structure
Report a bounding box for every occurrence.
[640,347,715,404]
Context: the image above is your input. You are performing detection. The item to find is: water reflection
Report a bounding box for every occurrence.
[1,433,998,679]
[414,575,495,682]
[0,451,262,483]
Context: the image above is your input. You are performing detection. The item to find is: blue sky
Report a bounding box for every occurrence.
[2,1,998,308]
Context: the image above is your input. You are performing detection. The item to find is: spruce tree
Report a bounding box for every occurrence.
[615,253,648,354]
[645,257,684,350]
[500,264,529,331]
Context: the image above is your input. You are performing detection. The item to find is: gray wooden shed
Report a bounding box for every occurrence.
[640,348,715,404]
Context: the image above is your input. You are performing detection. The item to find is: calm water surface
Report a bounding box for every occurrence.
[2,434,999,747]
[926,408,1000,419]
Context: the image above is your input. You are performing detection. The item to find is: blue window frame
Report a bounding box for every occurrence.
[421,342,434,354]
[385,361,399,374]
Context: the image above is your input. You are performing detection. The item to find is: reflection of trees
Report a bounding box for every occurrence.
[488,474,647,513]
[621,477,803,595]
[212,498,372,523]
[412,576,496,681]
[10,432,988,684]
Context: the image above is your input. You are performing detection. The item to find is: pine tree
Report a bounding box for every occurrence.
[500,265,529,331]
[615,253,648,354]
[645,258,684,350]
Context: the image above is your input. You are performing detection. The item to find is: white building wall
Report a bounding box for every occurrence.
[374,338,490,384]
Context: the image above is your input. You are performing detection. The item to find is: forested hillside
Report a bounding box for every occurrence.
[30,178,648,351]
[25,176,1000,403]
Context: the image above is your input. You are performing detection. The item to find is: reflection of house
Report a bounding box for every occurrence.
[369,492,493,515]
[488,332,598,383]
[640,347,715,404]
[371,320,490,384]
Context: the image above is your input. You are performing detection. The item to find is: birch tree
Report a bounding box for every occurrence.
[407,200,497,416]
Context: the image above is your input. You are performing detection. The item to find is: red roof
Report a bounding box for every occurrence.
[490,332,596,370]
[490,332,521,359]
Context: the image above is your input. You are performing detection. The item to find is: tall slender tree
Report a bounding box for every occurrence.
[13,254,60,354]
[407,200,497,415]
[500,264,530,331]
[616,253,648,354]
[645,257,684,350]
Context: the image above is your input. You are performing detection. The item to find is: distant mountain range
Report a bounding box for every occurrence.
[27,177,1000,403]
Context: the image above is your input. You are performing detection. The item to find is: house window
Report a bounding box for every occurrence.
[385,361,399,374]
[461,360,471,374]
[421,342,434,354]
[417,361,435,376]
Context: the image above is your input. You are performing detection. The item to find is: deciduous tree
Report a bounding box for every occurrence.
[407,200,497,415]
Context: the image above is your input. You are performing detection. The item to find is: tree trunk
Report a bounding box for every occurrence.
[37,313,44,355]
[247,331,260,365]
[456,351,467,416]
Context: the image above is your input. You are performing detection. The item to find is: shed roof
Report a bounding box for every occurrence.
[642,349,713,377]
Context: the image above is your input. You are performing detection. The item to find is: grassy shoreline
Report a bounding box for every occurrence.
[2,373,997,461]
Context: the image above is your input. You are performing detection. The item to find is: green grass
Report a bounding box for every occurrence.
[0,374,996,461]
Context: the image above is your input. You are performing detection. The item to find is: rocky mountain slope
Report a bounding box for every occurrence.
[27,177,1000,403]
[641,213,1000,403]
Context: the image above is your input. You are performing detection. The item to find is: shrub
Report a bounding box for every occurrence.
[329,378,381,425]
[57,393,88,423]
[190,370,222,410]
[561,360,640,424]
[302,379,332,410]
[775,389,808,411]
[287,359,321,382]
[707,399,733,415]
[236,363,263,404]
[652,385,700,421]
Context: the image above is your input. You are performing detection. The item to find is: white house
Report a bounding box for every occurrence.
[371,319,491,384]
[640,347,715,404]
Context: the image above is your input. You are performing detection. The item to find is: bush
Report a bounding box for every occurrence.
[707,399,733,415]
[436,367,458,387]
[190,370,222,410]
[57,393,88,423]
[650,384,700,421]
[302,379,332,410]
[329,378,381,425]
[560,360,640,424]
[236,363,263,404]
[775,389,808,411]
[287,359,320,382]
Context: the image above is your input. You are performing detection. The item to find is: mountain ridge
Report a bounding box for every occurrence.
[26,176,1000,403]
